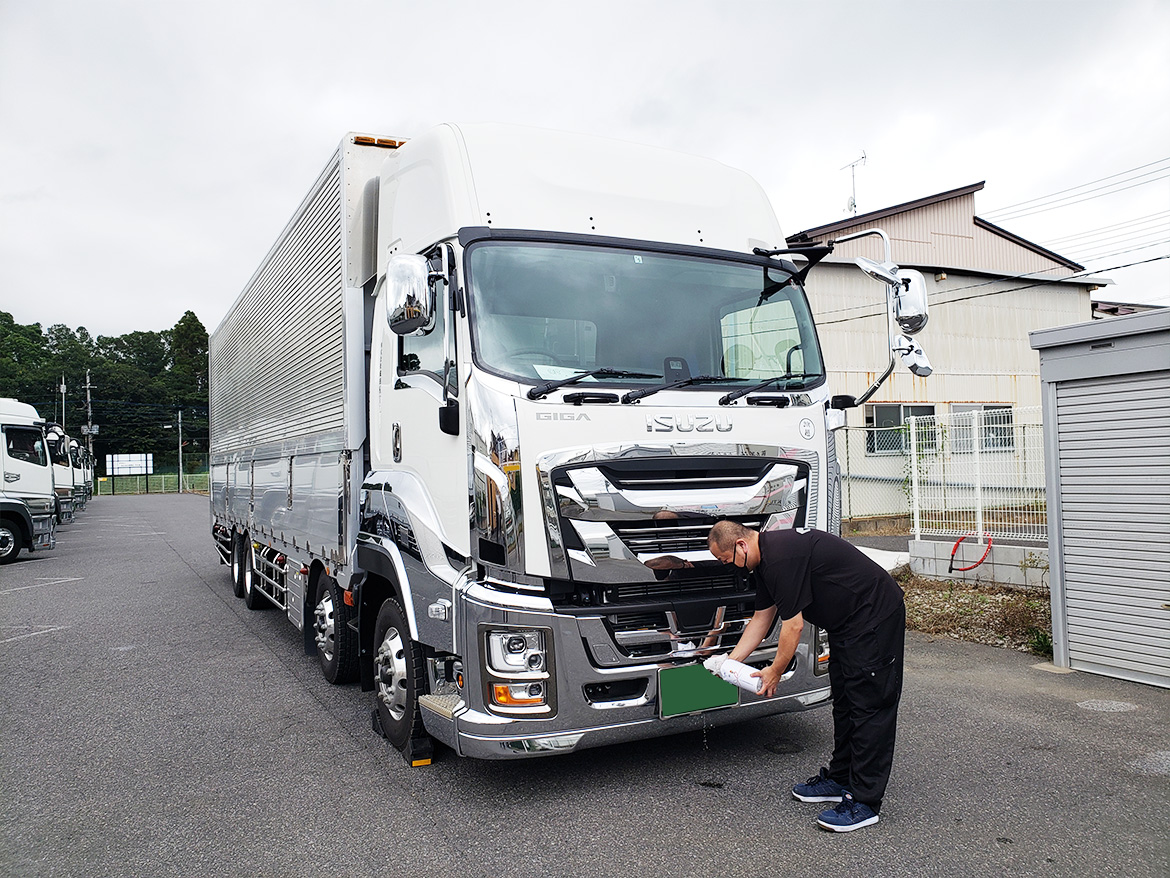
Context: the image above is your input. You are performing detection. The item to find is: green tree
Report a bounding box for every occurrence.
[0,310,209,473]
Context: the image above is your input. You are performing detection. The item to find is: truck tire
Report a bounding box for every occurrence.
[372,597,427,750]
[0,521,23,564]
[230,533,245,598]
[314,575,358,684]
[241,538,268,611]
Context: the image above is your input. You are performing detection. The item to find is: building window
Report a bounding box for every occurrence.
[952,404,1014,452]
[865,404,936,454]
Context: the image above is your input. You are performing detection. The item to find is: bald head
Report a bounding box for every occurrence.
[708,520,753,553]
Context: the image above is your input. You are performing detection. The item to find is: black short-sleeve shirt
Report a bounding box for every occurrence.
[753,529,904,642]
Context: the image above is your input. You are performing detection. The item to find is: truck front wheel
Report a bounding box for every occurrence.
[372,597,426,750]
[314,575,358,684]
[0,521,23,564]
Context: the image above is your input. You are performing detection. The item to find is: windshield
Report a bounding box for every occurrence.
[465,241,824,390]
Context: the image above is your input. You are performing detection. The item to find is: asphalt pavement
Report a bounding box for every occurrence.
[1,495,1167,877]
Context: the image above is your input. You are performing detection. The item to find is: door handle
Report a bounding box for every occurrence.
[4,472,19,482]
[392,423,402,463]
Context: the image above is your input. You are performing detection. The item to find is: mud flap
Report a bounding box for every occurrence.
[372,709,434,767]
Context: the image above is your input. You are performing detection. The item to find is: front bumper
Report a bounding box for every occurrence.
[419,581,831,759]
[30,514,56,550]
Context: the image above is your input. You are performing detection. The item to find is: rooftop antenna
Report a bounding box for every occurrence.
[841,152,866,216]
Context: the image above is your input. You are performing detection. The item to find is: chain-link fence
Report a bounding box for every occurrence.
[839,406,1047,542]
[837,424,913,523]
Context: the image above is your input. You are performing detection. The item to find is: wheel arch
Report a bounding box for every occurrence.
[354,540,418,690]
[301,559,334,654]
[0,503,34,544]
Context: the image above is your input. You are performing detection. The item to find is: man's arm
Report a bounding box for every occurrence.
[728,605,778,664]
[752,613,804,697]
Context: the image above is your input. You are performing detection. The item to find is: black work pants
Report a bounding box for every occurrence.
[825,603,905,813]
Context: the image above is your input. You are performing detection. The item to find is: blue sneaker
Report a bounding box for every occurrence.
[792,767,847,803]
[816,793,879,832]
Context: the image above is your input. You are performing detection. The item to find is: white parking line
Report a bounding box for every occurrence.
[1,625,71,644]
[0,577,83,595]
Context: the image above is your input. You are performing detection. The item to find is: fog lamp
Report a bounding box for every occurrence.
[815,627,830,675]
[493,683,546,706]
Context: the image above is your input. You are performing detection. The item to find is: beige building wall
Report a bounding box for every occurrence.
[807,263,1092,412]
[791,182,1097,415]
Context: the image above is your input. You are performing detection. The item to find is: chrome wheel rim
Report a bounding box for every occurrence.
[314,590,336,661]
[374,625,408,722]
[242,545,254,596]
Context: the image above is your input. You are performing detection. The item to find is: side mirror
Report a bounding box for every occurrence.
[894,335,933,377]
[386,254,436,336]
[855,256,900,286]
[894,269,929,336]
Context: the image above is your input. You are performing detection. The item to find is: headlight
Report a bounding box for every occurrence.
[484,628,553,712]
[487,630,546,673]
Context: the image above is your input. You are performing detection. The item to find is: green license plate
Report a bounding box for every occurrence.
[659,663,739,718]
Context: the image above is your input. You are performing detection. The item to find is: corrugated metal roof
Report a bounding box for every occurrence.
[790,182,987,240]
[787,181,1085,275]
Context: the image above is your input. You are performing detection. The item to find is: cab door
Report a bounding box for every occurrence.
[384,247,468,557]
[2,425,52,504]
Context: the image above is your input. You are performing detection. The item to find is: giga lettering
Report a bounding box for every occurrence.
[536,412,592,421]
[645,414,733,433]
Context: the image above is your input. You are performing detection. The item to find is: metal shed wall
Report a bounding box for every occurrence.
[1031,309,1170,688]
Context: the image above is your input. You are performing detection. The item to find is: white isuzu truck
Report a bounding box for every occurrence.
[44,424,80,523]
[1,398,57,562]
[209,123,930,764]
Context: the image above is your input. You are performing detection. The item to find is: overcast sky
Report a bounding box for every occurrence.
[2,0,1167,338]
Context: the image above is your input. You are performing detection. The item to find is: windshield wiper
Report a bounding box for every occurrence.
[621,375,737,404]
[719,373,818,405]
[527,368,661,400]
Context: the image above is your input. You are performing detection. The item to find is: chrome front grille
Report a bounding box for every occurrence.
[602,598,758,660]
[549,454,807,586]
[610,516,767,557]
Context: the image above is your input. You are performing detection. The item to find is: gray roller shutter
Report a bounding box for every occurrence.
[1055,369,1170,687]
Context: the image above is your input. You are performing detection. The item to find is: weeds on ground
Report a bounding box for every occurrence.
[895,570,1053,657]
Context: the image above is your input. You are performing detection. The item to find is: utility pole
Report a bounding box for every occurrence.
[59,375,67,430]
[178,410,183,494]
[84,370,95,461]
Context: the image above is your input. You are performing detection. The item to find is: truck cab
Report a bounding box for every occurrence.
[44,425,76,524]
[356,124,847,759]
[0,398,57,562]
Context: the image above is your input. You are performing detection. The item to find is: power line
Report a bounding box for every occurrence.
[1053,221,1170,255]
[984,171,1170,223]
[1041,209,1170,246]
[814,253,1170,326]
[1071,237,1170,264]
[982,157,1170,217]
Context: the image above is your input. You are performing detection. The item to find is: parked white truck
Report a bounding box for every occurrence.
[44,424,79,523]
[210,124,930,764]
[1,398,57,562]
